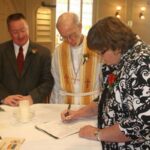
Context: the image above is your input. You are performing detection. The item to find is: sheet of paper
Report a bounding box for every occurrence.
[35,118,96,139]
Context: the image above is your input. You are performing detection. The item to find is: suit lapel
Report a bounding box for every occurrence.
[22,43,36,77]
[5,41,37,78]
[5,41,19,77]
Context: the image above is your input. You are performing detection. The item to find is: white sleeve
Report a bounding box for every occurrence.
[50,46,61,103]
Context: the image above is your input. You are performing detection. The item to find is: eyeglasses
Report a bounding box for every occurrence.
[60,31,77,41]
[101,48,108,55]
[95,48,107,55]
[59,25,80,41]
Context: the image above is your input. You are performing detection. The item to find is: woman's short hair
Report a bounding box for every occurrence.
[87,16,138,54]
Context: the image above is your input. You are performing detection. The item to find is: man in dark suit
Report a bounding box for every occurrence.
[0,13,54,106]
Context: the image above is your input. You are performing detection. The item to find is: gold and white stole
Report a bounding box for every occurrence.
[58,37,100,104]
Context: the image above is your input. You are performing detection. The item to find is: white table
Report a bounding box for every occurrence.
[0,104,102,150]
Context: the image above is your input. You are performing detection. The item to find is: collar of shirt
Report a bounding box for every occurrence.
[14,40,29,58]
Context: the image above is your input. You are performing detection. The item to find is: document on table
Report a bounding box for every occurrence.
[35,118,96,139]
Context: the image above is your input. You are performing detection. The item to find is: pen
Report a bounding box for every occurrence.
[11,143,17,149]
[65,103,71,117]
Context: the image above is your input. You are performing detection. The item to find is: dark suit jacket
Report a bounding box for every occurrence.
[0,40,54,103]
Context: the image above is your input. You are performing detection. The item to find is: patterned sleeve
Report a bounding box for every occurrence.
[119,53,150,140]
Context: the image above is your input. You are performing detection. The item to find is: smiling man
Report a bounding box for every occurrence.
[0,13,54,106]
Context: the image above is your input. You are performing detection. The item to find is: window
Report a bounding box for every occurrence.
[56,0,93,45]
[36,7,52,42]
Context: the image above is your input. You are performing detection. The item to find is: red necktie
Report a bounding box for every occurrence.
[17,46,24,76]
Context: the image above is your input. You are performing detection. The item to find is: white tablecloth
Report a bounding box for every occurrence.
[0,104,102,150]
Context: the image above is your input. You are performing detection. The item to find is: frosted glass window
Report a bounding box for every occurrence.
[69,0,80,18]
[82,0,93,35]
[36,7,52,42]
[56,0,68,20]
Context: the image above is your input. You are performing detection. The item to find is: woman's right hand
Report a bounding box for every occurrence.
[61,109,79,122]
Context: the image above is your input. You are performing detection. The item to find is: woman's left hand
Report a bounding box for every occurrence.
[79,125,98,141]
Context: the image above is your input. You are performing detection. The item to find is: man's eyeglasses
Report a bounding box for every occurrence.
[60,32,77,41]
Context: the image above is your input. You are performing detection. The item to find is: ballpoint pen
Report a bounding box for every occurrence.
[65,103,71,117]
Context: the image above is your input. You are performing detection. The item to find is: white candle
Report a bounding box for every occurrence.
[19,100,30,123]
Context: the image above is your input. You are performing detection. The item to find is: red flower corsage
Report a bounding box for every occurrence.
[108,73,117,85]
[107,73,117,90]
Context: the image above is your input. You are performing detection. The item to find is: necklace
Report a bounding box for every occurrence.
[72,54,83,84]
[71,43,89,84]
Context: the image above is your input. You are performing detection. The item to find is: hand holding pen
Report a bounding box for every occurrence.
[61,103,73,122]
[61,103,81,122]
[65,103,71,117]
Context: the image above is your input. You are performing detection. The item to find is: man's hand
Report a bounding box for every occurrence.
[3,95,24,106]
[3,95,33,106]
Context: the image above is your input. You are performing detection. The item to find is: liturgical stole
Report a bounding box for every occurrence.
[58,37,100,105]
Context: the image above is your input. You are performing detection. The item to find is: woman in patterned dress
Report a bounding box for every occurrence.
[61,16,150,150]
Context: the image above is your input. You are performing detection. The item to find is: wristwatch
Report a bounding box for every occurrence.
[94,129,101,141]
[0,99,4,104]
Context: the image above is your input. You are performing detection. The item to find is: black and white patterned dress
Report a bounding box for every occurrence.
[98,40,150,150]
